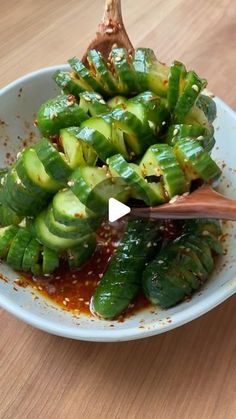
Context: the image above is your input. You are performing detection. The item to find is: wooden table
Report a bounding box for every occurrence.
[0,1,236,418]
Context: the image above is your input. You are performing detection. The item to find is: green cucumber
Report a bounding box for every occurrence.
[111,48,138,93]
[71,166,128,213]
[59,128,97,169]
[174,71,207,122]
[79,91,109,116]
[129,92,169,134]
[22,238,42,272]
[21,148,61,192]
[81,114,129,159]
[52,189,97,229]
[166,124,206,146]
[4,169,46,216]
[173,139,221,182]
[167,61,186,111]
[42,246,59,275]
[184,218,222,237]
[53,71,91,97]
[139,144,187,198]
[110,107,155,156]
[108,154,167,205]
[0,226,19,258]
[37,94,88,137]
[107,96,127,108]
[132,48,169,96]
[65,126,118,163]
[68,57,105,94]
[93,219,162,319]
[87,49,117,95]
[34,138,72,183]
[196,94,217,123]
[7,227,32,269]
[67,234,97,269]
[34,211,89,251]
[46,205,92,238]
[142,238,208,308]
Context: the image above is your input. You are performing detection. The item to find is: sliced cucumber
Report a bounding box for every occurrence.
[53,71,91,97]
[21,148,61,192]
[68,57,105,94]
[174,71,207,122]
[79,92,109,116]
[111,108,155,156]
[4,169,46,216]
[107,96,127,108]
[108,154,167,205]
[67,234,97,269]
[37,94,88,137]
[22,238,42,273]
[52,189,96,228]
[65,126,117,163]
[139,144,187,198]
[7,227,32,269]
[59,127,97,169]
[34,138,72,183]
[174,139,221,182]
[87,49,117,95]
[42,246,60,275]
[111,48,138,93]
[0,226,19,258]
[167,61,186,111]
[196,94,217,123]
[81,114,129,159]
[35,211,89,251]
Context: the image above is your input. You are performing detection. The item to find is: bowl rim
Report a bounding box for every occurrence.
[0,66,236,342]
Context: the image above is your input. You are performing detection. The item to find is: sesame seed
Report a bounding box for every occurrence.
[88,271,93,275]
[79,297,84,301]
[98,273,103,278]
[202,230,210,236]
[65,297,70,302]
[115,56,122,62]
[158,260,164,264]
[84,95,91,102]
[106,28,114,34]
[192,84,199,92]
[67,180,74,187]
[183,192,190,197]
[84,243,88,248]
[169,195,179,204]
[162,121,166,126]
[63,300,67,306]
[85,301,90,306]
[173,128,179,136]
[197,135,204,141]
[147,242,152,248]
[72,280,78,284]
[38,286,43,291]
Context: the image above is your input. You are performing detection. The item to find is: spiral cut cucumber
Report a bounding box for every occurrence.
[0,46,222,298]
[142,219,223,308]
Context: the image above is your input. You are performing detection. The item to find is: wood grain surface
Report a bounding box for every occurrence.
[0,1,236,418]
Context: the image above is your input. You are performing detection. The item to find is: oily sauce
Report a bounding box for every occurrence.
[22,220,151,319]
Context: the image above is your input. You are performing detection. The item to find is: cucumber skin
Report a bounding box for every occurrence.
[143,219,222,308]
[37,95,88,137]
[93,219,162,319]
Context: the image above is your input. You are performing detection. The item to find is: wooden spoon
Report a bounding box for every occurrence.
[82,0,134,63]
[131,186,236,220]
[82,1,236,221]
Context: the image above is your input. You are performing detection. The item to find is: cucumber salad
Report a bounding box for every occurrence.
[0,47,223,319]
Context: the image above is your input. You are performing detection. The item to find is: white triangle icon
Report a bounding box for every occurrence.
[108,198,131,222]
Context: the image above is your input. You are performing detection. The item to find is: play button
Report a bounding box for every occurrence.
[108,198,131,223]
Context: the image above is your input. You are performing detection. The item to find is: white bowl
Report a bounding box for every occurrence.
[0,66,236,342]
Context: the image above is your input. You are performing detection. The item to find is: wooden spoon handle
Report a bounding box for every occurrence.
[102,0,123,24]
[131,187,236,220]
